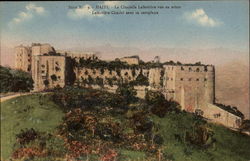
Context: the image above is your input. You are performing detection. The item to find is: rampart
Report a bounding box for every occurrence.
[14,43,243,128]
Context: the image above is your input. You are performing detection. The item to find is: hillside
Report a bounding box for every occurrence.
[0,94,64,160]
[1,87,250,161]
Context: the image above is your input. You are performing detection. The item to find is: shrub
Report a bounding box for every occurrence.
[16,128,39,145]
[116,83,137,105]
[0,66,34,92]
[145,91,165,106]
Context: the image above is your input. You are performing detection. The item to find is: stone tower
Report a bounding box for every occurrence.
[15,45,32,72]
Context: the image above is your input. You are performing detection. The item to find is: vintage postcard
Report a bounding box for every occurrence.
[0,1,249,161]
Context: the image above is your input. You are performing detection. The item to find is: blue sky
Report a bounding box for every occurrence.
[0,1,249,51]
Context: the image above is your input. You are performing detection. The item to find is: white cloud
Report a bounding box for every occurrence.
[26,3,45,14]
[9,3,46,26]
[184,8,222,27]
[68,4,104,19]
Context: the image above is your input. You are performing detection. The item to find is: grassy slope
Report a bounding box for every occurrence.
[1,93,250,161]
[152,113,250,161]
[1,94,64,160]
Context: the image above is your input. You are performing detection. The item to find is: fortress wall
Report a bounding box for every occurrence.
[148,68,162,88]
[74,67,154,84]
[86,84,148,98]
[120,57,139,65]
[15,46,32,72]
[32,55,66,91]
[204,103,241,128]
[163,65,215,113]
[31,44,55,56]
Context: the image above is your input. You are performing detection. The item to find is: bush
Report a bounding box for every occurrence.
[116,83,137,105]
[0,66,34,92]
[185,122,215,148]
[16,128,39,145]
[146,91,181,117]
[130,70,149,86]
[145,90,165,106]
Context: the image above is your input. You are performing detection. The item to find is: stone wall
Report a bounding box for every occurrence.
[74,67,161,86]
[204,103,241,128]
[32,55,66,91]
[15,45,32,72]
[119,57,139,65]
[163,65,215,113]
[31,43,55,56]
[14,43,243,129]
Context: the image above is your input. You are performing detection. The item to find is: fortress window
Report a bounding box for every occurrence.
[42,76,46,79]
[189,67,192,71]
[41,64,45,68]
[204,66,208,72]
[213,113,221,118]
[181,67,184,70]
[58,76,61,79]
[55,66,60,71]
[196,68,200,72]
[55,61,59,65]
[196,78,199,81]
[41,70,45,73]
[171,78,173,81]
[180,78,183,81]
[204,78,207,81]
[189,78,192,81]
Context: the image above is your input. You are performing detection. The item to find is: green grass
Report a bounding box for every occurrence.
[119,149,146,161]
[1,94,64,160]
[151,112,250,161]
[1,92,250,161]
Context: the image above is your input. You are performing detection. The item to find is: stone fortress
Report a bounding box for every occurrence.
[15,43,242,128]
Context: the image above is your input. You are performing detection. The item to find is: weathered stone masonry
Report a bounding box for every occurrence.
[15,43,242,128]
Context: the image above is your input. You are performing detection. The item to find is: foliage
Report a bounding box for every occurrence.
[3,87,250,161]
[1,94,64,160]
[214,102,244,118]
[0,66,34,92]
[116,83,137,105]
[16,128,39,145]
[12,129,66,160]
[52,87,128,111]
[185,122,216,148]
[95,76,104,87]
[145,90,181,117]
[145,90,165,106]
[130,70,149,86]
[240,120,250,132]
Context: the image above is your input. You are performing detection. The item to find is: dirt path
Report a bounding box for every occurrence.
[0,93,34,103]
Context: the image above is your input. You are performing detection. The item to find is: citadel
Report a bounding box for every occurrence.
[15,43,242,128]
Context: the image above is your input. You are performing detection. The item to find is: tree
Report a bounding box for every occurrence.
[96,77,104,87]
[240,120,250,132]
[116,83,137,105]
[145,90,165,106]
[135,70,149,86]
[0,66,34,92]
